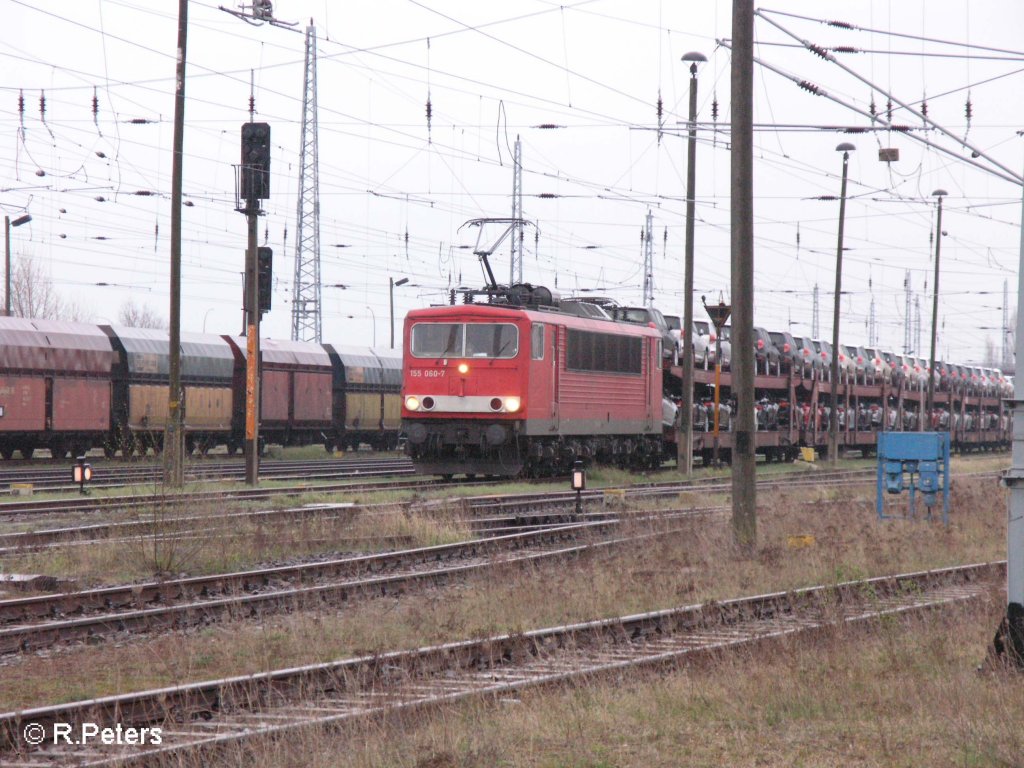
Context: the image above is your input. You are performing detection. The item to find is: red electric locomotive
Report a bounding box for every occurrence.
[401,290,664,478]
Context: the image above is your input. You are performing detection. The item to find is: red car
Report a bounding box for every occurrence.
[401,302,663,478]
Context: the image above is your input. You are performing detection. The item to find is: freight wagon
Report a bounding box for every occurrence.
[103,326,235,456]
[0,319,115,459]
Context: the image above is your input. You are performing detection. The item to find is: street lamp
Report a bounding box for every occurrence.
[366,305,377,347]
[927,189,948,423]
[829,142,856,466]
[679,51,707,478]
[390,276,409,349]
[4,213,31,316]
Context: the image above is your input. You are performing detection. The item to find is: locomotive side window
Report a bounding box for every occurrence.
[531,323,545,360]
[567,330,642,375]
[465,323,519,358]
[410,323,464,358]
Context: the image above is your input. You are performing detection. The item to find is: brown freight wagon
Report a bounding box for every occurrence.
[224,336,334,449]
[0,318,116,459]
[102,326,235,456]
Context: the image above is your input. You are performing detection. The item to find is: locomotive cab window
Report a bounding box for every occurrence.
[410,322,518,359]
[531,323,545,360]
[465,323,518,358]
[411,323,463,358]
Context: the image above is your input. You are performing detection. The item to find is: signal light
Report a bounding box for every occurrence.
[505,396,521,413]
[240,122,271,200]
[457,362,469,374]
[257,247,272,314]
[404,396,419,411]
[72,456,92,494]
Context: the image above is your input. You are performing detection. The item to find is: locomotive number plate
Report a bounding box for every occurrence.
[410,369,446,378]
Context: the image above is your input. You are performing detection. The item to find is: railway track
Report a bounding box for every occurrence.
[0,518,639,656]
[0,456,414,493]
[0,561,1000,766]
[0,467,881,553]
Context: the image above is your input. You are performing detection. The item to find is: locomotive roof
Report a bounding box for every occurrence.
[0,317,116,374]
[406,302,662,336]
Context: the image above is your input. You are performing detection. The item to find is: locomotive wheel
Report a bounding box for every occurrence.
[0,447,13,461]
[324,439,335,454]
[440,473,454,481]
[103,443,116,459]
[19,447,34,460]
[50,441,67,460]
[185,436,196,456]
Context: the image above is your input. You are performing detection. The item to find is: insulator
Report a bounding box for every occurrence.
[827,19,854,29]
[425,97,432,122]
[92,87,99,122]
[129,118,154,124]
[656,92,663,124]
[39,90,46,118]
[886,98,893,122]
[797,80,823,96]
[711,93,719,122]
[18,89,24,117]
[964,95,973,122]
[96,151,106,159]
[831,45,858,53]
[35,169,44,177]
[921,95,928,120]
[95,196,106,202]
[817,195,838,201]
[869,95,876,116]
[133,190,153,196]
[808,43,829,59]
[449,289,456,306]
[537,192,557,199]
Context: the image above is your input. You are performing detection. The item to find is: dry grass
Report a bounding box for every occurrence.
[197,598,1022,768]
[2,499,474,584]
[0,473,1007,713]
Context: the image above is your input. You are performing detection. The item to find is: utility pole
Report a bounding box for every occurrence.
[812,283,819,338]
[730,0,756,553]
[903,271,912,354]
[679,51,707,478]
[869,277,877,347]
[291,23,322,343]
[914,294,922,355]
[238,121,271,485]
[164,0,188,488]
[927,189,947,419]
[642,210,654,307]
[1003,279,1011,370]
[829,143,855,467]
[992,159,1024,667]
[510,135,523,286]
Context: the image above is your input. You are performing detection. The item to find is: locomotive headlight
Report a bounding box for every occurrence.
[405,395,420,411]
[504,396,521,413]
[457,362,469,375]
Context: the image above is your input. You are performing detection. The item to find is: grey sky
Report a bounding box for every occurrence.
[3,0,1023,362]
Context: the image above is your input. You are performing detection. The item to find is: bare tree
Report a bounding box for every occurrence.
[8,255,88,322]
[118,299,167,329]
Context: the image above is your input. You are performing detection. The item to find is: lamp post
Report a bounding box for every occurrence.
[4,213,31,316]
[679,51,707,478]
[390,276,409,349]
[366,305,377,347]
[927,189,948,423]
[829,142,856,466]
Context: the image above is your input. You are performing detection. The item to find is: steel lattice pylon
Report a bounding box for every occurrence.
[291,24,321,342]
[510,136,523,286]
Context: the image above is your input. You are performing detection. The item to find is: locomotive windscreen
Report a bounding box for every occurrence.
[411,322,518,359]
